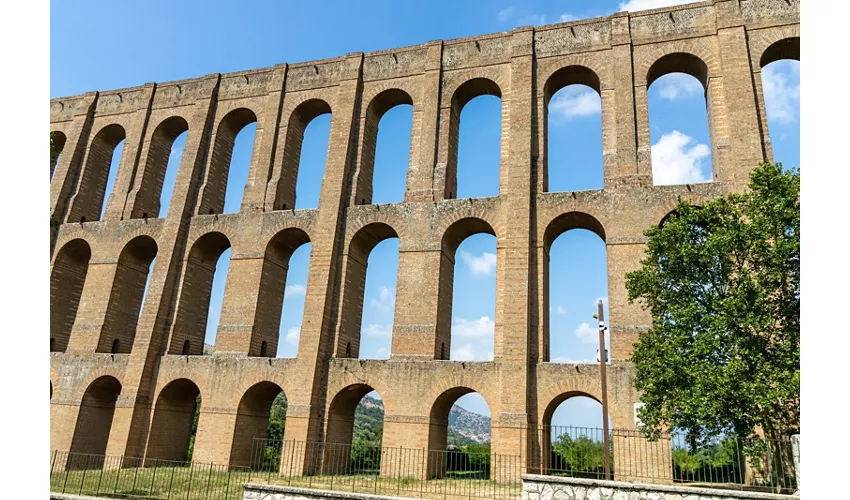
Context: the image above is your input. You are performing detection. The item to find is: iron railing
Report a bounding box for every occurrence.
[49,427,798,499]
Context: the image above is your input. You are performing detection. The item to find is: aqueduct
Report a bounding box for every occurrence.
[49,0,799,480]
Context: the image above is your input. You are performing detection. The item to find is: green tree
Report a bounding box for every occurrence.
[551,435,610,478]
[626,162,800,445]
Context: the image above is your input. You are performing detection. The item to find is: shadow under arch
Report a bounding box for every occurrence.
[198,108,258,215]
[437,217,497,360]
[169,232,232,355]
[230,381,286,468]
[647,52,709,91]
[135,115,189,219]
[323,383,382,474]
[51,238,92,353]
[760,37,800,68]
[99,235,158,354]
[70,123,126,223]
[336,223,399,358]
[353,88,415,206]
[276,98,333,210]
[444,78,503,200]
[427,387,491,478]
[68,375,122,469]
[51,130,67,180]
[146,378,202,464]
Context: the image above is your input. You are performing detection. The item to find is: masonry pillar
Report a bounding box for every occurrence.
[607,15,643,187]
[103,77,221,460]
[405,41,443,203]
[492,27,537,480]
[50,93,98,230]
[281,53,366,475]
[65,257,120,353]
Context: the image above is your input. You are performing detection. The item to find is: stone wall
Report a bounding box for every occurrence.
[49,0,800,480]
[244,484,417,500]
[521,475,794,500]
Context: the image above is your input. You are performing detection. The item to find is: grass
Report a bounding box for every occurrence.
[49,463,523,500]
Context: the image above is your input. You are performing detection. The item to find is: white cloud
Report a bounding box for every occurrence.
[486,351,495,361]
[655,73,703,101]
[618,0,692,12]
[370,286,395,311]
[559,13,575,22]
[453,316,495,339]
[592,296,608,310]
[651,130,711,186]
[555,304,567,315]
[363,323,392,337]
[549,86,601,122]
[761,62,800,124]
[497,7,515,22]
[285,327,300,345]
[519,14,547,26]
[453,343,477,361]
[284,284,306,298]
[460,251,497,276]
[373,347,390,359]
[574,322,598,344]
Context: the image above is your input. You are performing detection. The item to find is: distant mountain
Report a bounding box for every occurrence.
[354,395,490,446]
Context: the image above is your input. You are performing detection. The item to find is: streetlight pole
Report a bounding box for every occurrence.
[595,300,611,480]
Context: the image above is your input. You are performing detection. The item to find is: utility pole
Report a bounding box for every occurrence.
[594,300,611,480]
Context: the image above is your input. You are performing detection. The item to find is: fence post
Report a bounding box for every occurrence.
[792,434,800,494]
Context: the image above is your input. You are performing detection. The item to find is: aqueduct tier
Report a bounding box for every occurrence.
[49,0,799,479]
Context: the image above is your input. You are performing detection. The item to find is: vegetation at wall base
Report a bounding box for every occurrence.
[626,161,800,449]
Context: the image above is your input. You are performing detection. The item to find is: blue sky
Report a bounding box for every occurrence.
[51,0,799,432]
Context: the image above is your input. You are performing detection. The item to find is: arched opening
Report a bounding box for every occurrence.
[543,213,608,364]
[253,228,311,357]
[99,235,157,353]
[146,378,201,463]
[427,388,492,479]
[230,382,287,468]
[50,131,67,182]
[544,66,603,192]
[758,38,800,168]
[337,223,399,359]
[448,78,502,199]
[136,116,189,219]
[439,218,496,361]
[72,124,125,222]
[169,232,231,355]
[181,340,191,355]
[50,239,91,352]
[277,242,312,358]
[646,53,713,186]
[543,393,612,477]
[277,99,332,210]
[356,89,414,205]
[324,385,384,475]
[199,108,258,215]
[68,376,122,469]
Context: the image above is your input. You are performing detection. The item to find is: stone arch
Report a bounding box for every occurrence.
[542,212,606,362]
[50,238,92,352]
[146,378,202,463]
[336,223,399,358]
[99,235,157,354]
[169,232,232,354]
[759,37,800,68]
[68,375,122,468]
[540,387,610,475]
[542,65,604,193]
[323,383,383,473]
[70,123,126,223]
[426,387,491,478]
[437,217,497,360]
[251,227,311,357]
[444,78,503,200]
[230,381,286,467]
[198,108,258,215]
[134,115,189,219]
[51,130,67,180]
[353,88,415,205]
[275,98,333,210]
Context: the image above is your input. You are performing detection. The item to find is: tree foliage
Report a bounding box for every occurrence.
[626,162,800,444]
[550,435,611,478]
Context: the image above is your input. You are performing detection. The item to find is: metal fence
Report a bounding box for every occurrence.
[49,428,798,499]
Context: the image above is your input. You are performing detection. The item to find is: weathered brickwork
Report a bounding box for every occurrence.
[49,0,799,481]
